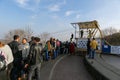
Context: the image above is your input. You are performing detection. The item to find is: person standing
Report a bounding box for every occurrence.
[89,38,98,59]
[0,41,14,80]
[8,35,21,80]
[80,30,84,38]
[70,34,74,41]
[29,36,35,46]
[19,38,30,79]
[87,38,91,56]
[69,42,75,55]
[47,40,52,59]
[56,39,60,55]
[88,30,92,38]
[0,41,14,67]
[64,41,69,54]
[20,38,30,61]
[27,37,43,80]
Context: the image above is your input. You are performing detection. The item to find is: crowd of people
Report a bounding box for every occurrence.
[0,35,76,80]
[0,34,98,80]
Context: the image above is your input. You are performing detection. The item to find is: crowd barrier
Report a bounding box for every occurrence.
[102,45,120,55]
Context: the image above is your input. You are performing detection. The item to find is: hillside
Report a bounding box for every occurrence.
[105,33,120,46]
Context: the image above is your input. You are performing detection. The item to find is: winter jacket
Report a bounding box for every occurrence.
[0,45,14,66]
[8,41,21,59]
[28,43,43,65]
[90,40,98,50]
[19,43,30,60]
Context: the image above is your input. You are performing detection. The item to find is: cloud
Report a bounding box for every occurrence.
[76,14,81,19]
[59,0,66,5]
[83,0,120,29]
[31,14,38,19]
[51,14,59,19]
[65,10,74,16]
[48,4,60,12]
[14,0,41,11]
[16,0,28,6]
[48,0,66,12]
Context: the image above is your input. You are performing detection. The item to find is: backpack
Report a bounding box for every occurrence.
[0,50,6,71]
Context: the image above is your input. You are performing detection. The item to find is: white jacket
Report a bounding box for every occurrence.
[0,45,14,66]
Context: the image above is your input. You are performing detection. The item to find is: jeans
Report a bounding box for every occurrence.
[89,49,95,59]
[87,48,91,55]
[28,63,41,80]
[56,47,60,55]
[10,58,22,80]
[63,48,68,54]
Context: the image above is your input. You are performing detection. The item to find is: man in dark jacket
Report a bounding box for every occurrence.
[8,35,21,59]
[8,35,22,80]
[27,37,43,80]
[29,36,35,46]
[87,38,91,55]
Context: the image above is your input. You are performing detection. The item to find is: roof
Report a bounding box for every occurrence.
[71,20,99,29]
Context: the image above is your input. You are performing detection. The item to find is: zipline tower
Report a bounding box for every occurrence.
[71,20,103,53]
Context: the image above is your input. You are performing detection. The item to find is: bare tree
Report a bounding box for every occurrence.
[38,32,50,45]
[24,26,34,41]
[4,29,25,43]
[4,27,34,43]
[102,27,118,37]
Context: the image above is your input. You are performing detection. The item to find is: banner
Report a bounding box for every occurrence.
[78,20,98,29]
[111,46,120,54]
[77,38,87,49]
[76,38,101,50]
[102,45,111,53]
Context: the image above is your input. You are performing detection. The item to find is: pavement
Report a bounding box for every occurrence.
[1,53,120,80]
[102,54,120,70]
[40,54,93,80]
[85,54,120,80]
[0,54,93,80]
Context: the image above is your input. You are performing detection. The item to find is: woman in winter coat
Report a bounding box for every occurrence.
[0,41,14,80]
[69,42,75,55]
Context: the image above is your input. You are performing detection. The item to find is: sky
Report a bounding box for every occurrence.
[0,0,120,39]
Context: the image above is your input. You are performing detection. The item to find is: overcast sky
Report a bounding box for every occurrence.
[0,0,120,39]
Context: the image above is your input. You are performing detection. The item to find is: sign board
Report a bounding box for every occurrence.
[111,46,120,54]
[102,45,111,53]
[78,20,98,29]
